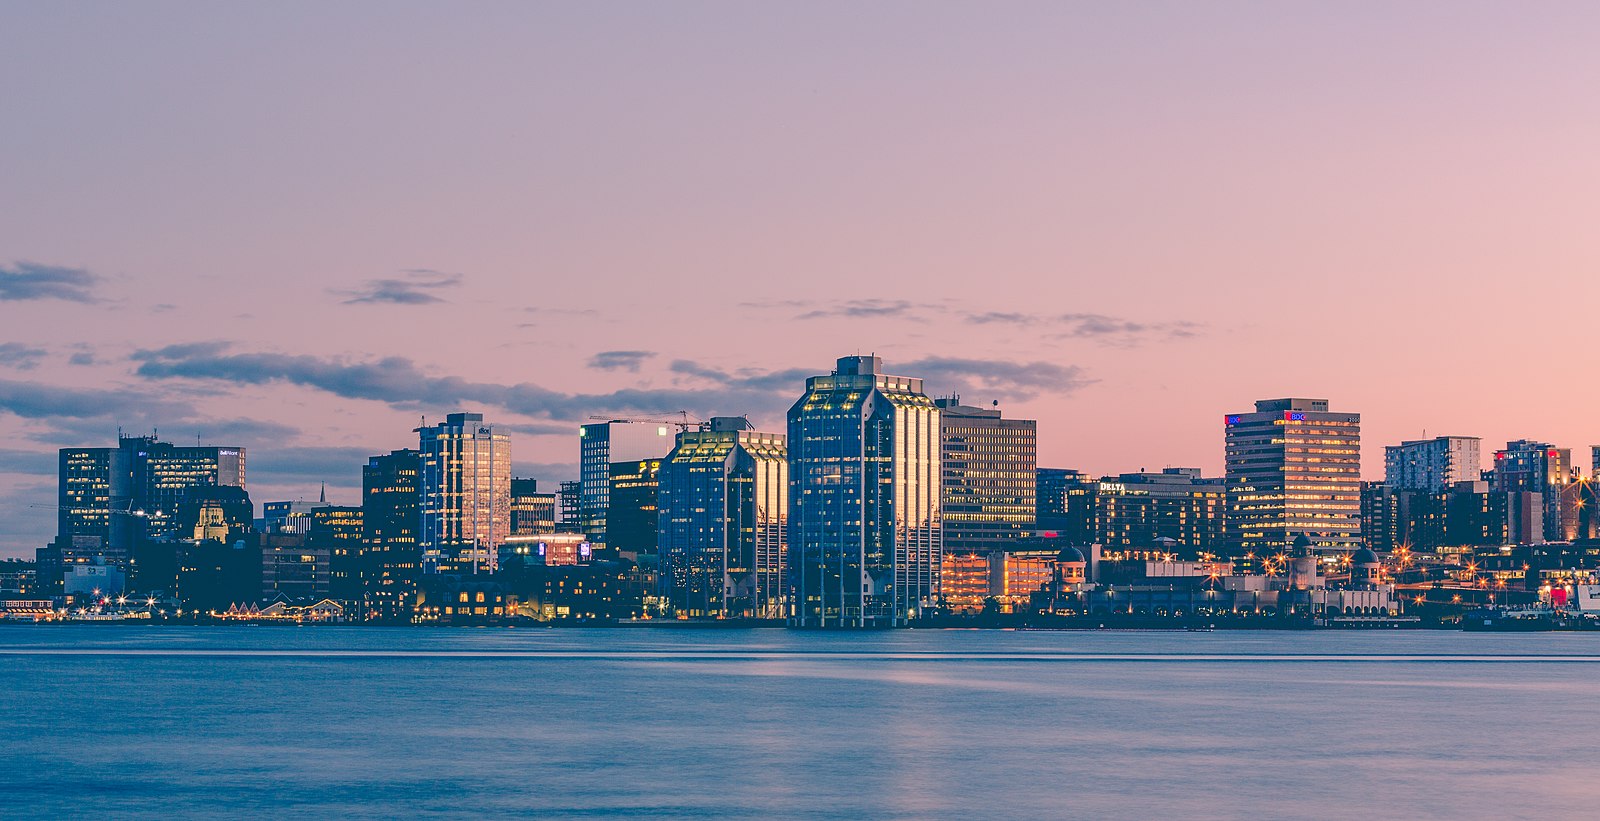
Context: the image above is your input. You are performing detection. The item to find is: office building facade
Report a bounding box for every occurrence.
[788,355,941,627]
[657,417,788,619]
[1225,398,1361,555]
[362,449,421,621]
[936,397,1037,554]
[418,413,511,574]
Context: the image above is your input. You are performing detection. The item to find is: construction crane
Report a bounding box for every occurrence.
[585,411,706,432]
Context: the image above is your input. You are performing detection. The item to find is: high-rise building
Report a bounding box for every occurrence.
[935,397,1037,554]
[607,459,662,556]
[362,449,421,621]
[1384,436,1481,494]
[657,417,788,619]
[788,355,941,627]
[510,478,557,536]
[578,421,675,547]
[1490,440,1575,542]
[55,435,246,570]
[1225,398,1361,555]
[417,413,511,574]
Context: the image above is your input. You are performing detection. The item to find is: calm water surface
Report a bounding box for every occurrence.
[3,626,1598,819]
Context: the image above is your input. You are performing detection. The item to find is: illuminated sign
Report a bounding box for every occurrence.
[1225,415,1241,425]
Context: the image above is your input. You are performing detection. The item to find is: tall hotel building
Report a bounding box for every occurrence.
[578,420,676,548]
[788,355,941,627]
[657,417,788,619]
[1384,436,1481,493]
[417,413,511,574]
[935,397,1037,554]
[1225,398,1361,555]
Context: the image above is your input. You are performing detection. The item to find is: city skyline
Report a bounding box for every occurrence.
[7,3,1600,556]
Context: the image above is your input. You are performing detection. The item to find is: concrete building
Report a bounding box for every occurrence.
[788,355,941,627]
[417,412,511,574]
[1384,436,1481,493]
[936,397,1037,554]
[657,417,788,619]
[1225,398,1362,555]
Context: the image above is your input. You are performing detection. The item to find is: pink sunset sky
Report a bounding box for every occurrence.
[3,3,1600,556]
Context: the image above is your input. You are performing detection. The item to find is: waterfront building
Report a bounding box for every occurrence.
[510,478,557,536]
[417,412,511,574]
[936,397,1036,554]
[1490,440,1576,542]
[362,449,421,621]
[1225,398,1362,555]
[1384,436,1481,494]
[579,421,675,547]
[788,355,941,627]
[657,417,788,619]
[941,548,1058,613]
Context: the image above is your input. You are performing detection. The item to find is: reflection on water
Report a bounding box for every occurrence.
[3,626,1599,819]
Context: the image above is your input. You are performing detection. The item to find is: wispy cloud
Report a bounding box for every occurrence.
[335,269,463,305]
[0,261,100,303]
[741,298,1199,345]
[0,343,47,370]
[794,299,929,320]
[962,311,1202,345]
[588,350,656,372]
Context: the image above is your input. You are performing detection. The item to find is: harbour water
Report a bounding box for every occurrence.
[3,626,1599,819]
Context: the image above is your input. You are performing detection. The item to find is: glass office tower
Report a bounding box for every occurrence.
[657,417,788,619]
[417,413,511,574]
[788,355,941,628]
